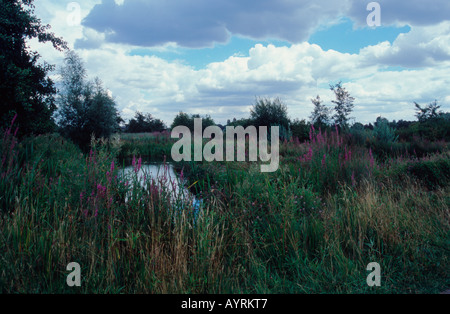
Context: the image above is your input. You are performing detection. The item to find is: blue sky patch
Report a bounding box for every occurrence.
[128,18,411,70]
[309,18,411,54]
[128,36,291,69]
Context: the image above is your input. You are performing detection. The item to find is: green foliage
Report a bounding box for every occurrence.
[349,122,374,146]
[1,124,449,293]
[415,100,442,122]
[406,157,450,190]
[117,132,173,162]
[309,95,330,128]
[395,115,449,143]
[177,138,449,293]
[0,0,67,136]
[126,111,166,133]
[330,82,355,128]
[290,119,310,142]
[57,51,120,150]
[373,117,398,143]
[226,117,253,128]
[250,97,290,130]
[170,112,215,132]
[296,126,376,194]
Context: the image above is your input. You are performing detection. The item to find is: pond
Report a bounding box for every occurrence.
[119,162,201,210]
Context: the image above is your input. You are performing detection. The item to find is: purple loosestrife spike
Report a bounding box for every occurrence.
[11,114,17,127]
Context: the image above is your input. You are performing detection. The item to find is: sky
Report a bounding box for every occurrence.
[29,0,450,126]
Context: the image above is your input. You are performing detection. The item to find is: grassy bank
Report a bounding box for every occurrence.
[0,126,449,293]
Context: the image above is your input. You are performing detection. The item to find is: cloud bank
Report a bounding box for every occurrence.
[29,0,450,126]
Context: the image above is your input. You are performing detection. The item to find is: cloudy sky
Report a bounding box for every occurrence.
[30,0,450,126]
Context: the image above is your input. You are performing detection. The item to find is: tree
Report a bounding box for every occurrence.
[171,112,192,130]
[309,95,330,128]
[330,82,355,128]
[0,0,67,135]
[171,112,215,132]
[290,119,310,142]
[250,97,290,130]
[58,51,120,149]
[226,117,252,128]
[373,117,398,143]
[414,100,442,122]
[126,111,166,133]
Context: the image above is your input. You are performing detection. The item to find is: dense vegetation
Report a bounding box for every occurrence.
[57,51,122,150]
[0,108,449,293]
[0,0,449,294]
[0,0,66,136]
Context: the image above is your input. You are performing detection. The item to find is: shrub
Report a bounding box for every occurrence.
[407,157,450,190]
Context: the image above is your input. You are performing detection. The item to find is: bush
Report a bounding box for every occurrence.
[290,119,310,142]
[250,97,290,131]
[374,117,398,143]
[171,112,215,132]
[407,157,450,190]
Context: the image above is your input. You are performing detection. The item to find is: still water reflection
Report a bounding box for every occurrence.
[120,163,200,210]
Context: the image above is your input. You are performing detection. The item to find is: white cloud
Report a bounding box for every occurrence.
[360,21,450,67]
[79,0,347,48]
[348,0,450,27]
[27,0,450,126]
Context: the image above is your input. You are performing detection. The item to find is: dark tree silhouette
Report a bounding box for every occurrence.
[0,0,67,135]
[126,111,166,133]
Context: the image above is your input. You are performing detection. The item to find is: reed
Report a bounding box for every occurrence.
[0,123,449,293]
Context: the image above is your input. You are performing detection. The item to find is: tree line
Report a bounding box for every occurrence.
[1,0,449,152]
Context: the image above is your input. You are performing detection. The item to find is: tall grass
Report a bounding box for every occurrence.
[116,131,174,162]
[0,122,449,293]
